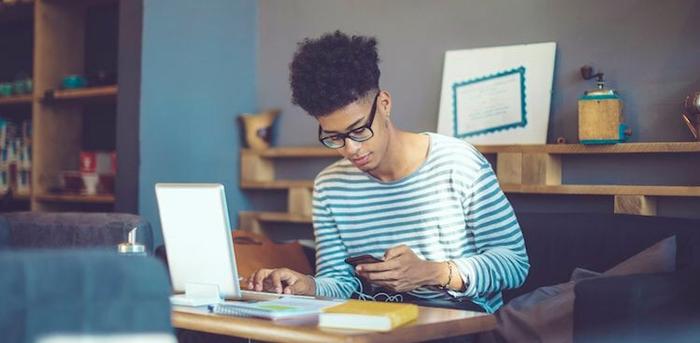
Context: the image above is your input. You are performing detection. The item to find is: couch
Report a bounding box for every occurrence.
[295,212,700,341]
[503,212,700,342]
[0,212,155,253]
[0,212,173,343]
[505,212,700,300]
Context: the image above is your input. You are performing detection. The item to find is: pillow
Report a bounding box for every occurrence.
[604,235,676,276]
[476,235,677,343]
[570,268,601,282]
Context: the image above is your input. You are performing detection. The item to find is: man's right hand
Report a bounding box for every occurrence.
[244,268,316,296]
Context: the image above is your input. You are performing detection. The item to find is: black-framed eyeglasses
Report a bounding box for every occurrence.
[318,92,379,149]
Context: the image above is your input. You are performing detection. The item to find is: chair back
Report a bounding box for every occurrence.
[232,230,313,278]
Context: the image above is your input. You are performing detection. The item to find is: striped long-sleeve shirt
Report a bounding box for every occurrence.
[312,132,529,312]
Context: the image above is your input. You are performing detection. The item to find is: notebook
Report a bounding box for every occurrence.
[319,300,419,332]
[210,296,339,320]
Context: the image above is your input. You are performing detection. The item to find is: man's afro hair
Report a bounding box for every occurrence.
[290,31,380,117]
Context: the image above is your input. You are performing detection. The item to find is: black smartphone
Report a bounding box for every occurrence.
[345,254,383,267]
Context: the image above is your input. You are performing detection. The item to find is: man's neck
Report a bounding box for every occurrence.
[370,130,429,182]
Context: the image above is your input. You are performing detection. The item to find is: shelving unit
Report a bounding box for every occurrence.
[0,1,34,209]
[0,0,121,212]
[239,142,700,231]
[239,147,335,232]
[487,142,700,216]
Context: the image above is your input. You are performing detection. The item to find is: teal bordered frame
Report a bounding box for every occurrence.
[452,66,527,138]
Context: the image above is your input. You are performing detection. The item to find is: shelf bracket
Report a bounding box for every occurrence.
[238,212,264,234]
[496,152,561,186]
[241,152,274,182]
[496,153,523,184]
[288,187,313,216]
[614,195,657,216]
[522,153,562,185]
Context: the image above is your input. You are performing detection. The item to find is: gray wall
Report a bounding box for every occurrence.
[258,0,700,144]
[255,0,700,220]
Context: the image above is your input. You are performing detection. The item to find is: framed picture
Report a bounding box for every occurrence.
[437,42,556,145]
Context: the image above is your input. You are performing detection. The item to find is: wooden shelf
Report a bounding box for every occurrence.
[13,192,31,201]
[242,180,700,198]
[34,193,115,204]
[500,184,700,197]
[242,147,340,158]
[243,142,700,158]
[0,94,33,105]
[0,192,31,201]
[241,180,314,190]
[45,85,117,102]
[238,184,700,228]
[240,211,312,224]
[44,0,117,6]
[476,142,700,154]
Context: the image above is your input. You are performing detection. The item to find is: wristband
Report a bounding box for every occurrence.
[439,261,454,290]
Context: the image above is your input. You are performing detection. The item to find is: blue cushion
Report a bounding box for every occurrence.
[0,249,172,342]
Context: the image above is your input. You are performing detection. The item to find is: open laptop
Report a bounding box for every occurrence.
[155,183,310,306]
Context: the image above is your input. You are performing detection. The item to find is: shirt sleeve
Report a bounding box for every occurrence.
[448,160,530,298]
[311,185,360,298]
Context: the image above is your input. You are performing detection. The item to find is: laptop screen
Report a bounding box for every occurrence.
[155,183,241,299]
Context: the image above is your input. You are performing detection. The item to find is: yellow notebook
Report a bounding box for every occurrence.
[319,300,419,332]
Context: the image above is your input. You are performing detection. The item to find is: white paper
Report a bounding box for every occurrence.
[454,70,523,136]
[438,42,556,145]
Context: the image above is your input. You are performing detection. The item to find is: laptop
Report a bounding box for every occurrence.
[155,183,319,307]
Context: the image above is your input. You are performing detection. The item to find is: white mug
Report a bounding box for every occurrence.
[82,173,99,195]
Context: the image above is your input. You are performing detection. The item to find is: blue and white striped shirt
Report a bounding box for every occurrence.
[312,132,529,312]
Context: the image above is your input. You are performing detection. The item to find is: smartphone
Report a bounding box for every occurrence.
[345,254,383,267]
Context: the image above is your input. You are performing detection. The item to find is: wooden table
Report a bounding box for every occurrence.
[172,304,496,343]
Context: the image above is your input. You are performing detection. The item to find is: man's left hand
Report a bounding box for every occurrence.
[356,244,442,293]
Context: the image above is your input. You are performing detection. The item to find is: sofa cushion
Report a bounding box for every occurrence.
[605,235,676,276]
[574,269,700,343]
[0,250,173,342]
[570,268,601,282]
[480,236,677,343]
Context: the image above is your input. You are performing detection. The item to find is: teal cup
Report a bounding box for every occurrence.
[0,83,13,97]
[13,78,32,95]
[62,75,87,89]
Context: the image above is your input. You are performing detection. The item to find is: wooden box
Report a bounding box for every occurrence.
[578,95,627,144]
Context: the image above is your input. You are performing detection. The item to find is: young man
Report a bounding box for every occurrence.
[246,31,529,313]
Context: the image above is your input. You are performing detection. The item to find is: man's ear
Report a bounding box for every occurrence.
[380,90,392,114]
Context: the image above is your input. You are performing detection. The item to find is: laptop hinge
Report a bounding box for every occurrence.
[170,282,223,307]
